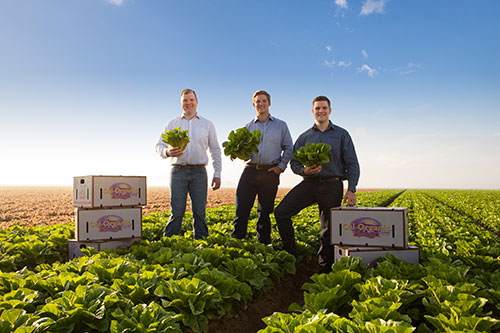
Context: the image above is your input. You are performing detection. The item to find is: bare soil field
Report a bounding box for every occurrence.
[0,187,291,229]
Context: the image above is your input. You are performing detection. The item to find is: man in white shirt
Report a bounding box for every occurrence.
[156,89,222,239]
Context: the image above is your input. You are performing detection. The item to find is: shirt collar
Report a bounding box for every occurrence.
[312,120,334,131]
[181,113,200,120]
[252,115,275,123]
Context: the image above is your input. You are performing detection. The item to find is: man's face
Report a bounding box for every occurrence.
[312,101,331,123]
[181,92,198,114]
[253,94,270,116]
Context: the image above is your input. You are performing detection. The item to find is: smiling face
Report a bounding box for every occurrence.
[312,100,332,125]
[181,91,198,118]
[253,93,270,118]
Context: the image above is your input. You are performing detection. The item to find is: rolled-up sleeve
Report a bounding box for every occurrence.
[208,122,222,178]
[278,125,294,171]
[155,126,169,159]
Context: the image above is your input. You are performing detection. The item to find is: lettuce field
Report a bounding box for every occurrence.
[0,189,499,332]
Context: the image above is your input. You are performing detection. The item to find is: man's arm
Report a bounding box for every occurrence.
[207,121,222,190]
[342,132,360,194]
[155,125,169,158]
[278,123,294,170]
[269,122,294,174]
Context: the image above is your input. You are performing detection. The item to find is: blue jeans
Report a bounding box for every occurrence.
[231,166,280,244]
[164,166,208,240]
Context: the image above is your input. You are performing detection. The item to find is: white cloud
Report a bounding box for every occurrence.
[324,59,336,68]
[362,49,368,58]
[360,0,387,16]
[335,0,348,9]
[324,59,352,69]
[107,0,125,6]
[326,45,334,52]
[391,62,419,75]
[357,64,378,78]
[338,61,351,67]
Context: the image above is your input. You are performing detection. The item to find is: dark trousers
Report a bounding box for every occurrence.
[231,166,280,244]
[274,178,343,273]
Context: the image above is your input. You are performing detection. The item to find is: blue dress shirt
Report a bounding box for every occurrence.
[245,115,293,171]
[291,121,360,193]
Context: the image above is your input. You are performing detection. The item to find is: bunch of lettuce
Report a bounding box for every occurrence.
[293,142,331,167]
[222,127,261,161]
[161,127,190,151]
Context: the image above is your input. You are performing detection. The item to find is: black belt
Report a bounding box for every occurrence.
[246,163,278,170]
[172,164,206,169]
[305,176,342,183]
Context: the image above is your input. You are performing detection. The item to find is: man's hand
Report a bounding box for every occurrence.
[211,177,221,191]
[167,147,183,157]
[304,165,322,175]
[343,190,356,206]
[268,166,283,174]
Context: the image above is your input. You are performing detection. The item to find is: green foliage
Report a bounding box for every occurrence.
[260,310,342,332]
[222,127,261,161]
[293,142,331,167]
[109,302,183,333]
[1,189,500,332]
[259,310,416,333]
[161,127,190,151]
[155,277,222,332]
[0,224,73,272]
[424,309,500,332]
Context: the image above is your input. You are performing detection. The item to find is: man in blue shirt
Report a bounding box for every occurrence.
[231,90,293,244]
[275,95,360,273]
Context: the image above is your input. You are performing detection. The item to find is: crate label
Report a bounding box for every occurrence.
[345,217,392,238]
[105,182,139,200]
[91,215,132,232]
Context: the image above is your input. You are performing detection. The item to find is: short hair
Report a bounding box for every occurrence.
[253,90,271,104]
[181,89,198,101]
[312,96,331,108]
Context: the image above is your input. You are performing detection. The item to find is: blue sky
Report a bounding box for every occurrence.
[1,0,499,189]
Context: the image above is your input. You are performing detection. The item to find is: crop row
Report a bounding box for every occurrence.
[417,189,500,232]
[392,190,499,272]
[259,190,500,332]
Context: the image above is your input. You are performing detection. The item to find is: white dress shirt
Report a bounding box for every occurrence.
[156,113,222,178]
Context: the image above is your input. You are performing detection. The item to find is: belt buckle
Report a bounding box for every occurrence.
[256,165,266,170]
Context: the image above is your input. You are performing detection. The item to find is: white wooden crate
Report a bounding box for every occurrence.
[74,175,146,208]
[331,207,409,248]
[75,207,142,241]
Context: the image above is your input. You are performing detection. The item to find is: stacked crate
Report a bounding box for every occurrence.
[330,207,419,265]
[69,175,147,259]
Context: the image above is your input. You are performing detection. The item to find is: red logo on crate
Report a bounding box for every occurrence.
[349,217,391,238]
[95,215,130,232]
[106,182,138,199]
